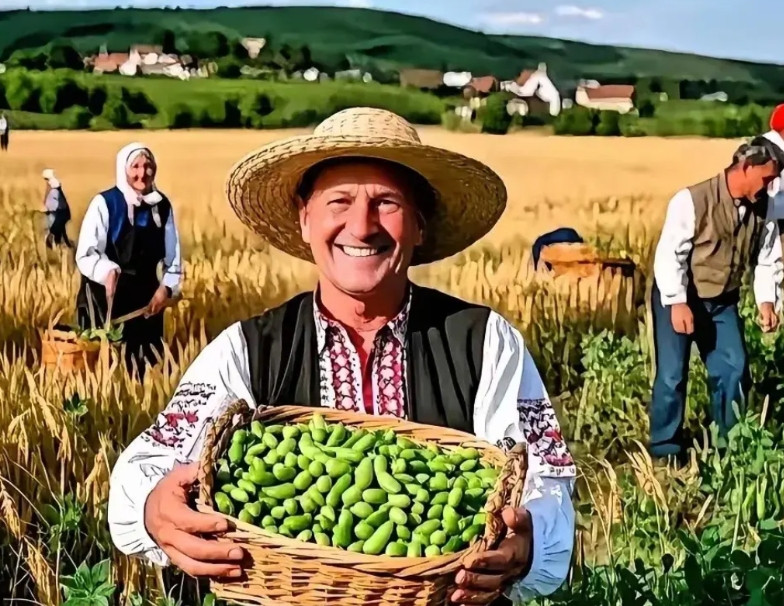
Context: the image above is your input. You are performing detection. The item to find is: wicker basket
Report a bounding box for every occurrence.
[196,400,528,606]
[39,327,102,372]
[539,242,636,279]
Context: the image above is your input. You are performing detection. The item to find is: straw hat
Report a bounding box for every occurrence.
[226,107,507,265]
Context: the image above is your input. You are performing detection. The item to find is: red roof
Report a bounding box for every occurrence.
[466,75,498,94]
[93,52,129,72]
[516,69,534,86]
[584,84,635,100]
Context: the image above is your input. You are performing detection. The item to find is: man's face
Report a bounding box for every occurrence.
[742,160,780,201]
[298,161,424,298]
[126,153,156,193]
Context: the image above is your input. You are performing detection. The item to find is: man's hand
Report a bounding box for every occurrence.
[105,268,120,303]
[145,285,170,318]
[450,507,533,605]
[670,303,694,335]
[144,462,244,578]
[758,302,779,333]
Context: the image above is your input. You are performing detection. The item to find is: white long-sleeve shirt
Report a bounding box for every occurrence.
[653,187,783,309]
[763,130,784,219]
[75,193,183,296]
[107,310,576,601]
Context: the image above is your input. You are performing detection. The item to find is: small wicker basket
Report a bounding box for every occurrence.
[196,400,528,606]
[539,242,636,279]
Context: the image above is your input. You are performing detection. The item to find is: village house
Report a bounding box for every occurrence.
[398,68,444,91]
[443,71,472,88]
[501,63,562,117]
[241,37,267,59]
[575,82,636,113]
[88,49,130,74]
[462,75,499,99]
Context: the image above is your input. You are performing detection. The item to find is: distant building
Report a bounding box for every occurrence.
[443,71,472,88]
[399,68,444,91]
[241,37,267,59]
[575,83,636,113]
[90,51,130,74]
[501,63,562,116]
[463,75,499,99]
[700,91,729,102]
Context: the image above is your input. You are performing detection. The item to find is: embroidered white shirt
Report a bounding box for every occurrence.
[107,306,576,601]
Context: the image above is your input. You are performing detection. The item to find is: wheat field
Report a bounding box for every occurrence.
[0,128,746,605]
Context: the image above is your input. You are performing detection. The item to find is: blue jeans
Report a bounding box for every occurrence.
[649,281,750,457]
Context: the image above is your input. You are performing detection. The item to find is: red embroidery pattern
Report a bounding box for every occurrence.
[375,333,405,417]
[517,398,576,475]
[325,327,363,411]
[142,382,214,448]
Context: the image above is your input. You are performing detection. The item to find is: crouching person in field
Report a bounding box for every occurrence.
[107,108,576,604]
[650,136,784,463]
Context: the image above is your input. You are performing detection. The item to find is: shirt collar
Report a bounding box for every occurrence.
[313,285,412,352]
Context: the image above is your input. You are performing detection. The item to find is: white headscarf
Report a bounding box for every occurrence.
[116,142,163,227]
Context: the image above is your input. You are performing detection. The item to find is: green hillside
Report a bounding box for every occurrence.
[1,6,784,98]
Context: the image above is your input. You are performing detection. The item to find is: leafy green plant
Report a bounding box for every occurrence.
[60,559,116,606]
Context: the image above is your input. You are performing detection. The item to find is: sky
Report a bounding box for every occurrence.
[4,0,783,66]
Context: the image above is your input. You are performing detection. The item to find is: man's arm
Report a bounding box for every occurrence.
[653,189,696,306]
[107,322,254,566]
[161,206,183,297]
[753,213,783,312]
[472,312,576,600]
[75,194,121,284]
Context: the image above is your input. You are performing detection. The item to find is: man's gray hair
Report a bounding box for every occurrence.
[733,136,784,169]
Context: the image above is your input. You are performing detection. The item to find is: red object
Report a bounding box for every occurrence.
[770,104,784,132]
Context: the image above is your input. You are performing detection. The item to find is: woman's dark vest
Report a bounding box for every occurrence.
[239,285,492,433]
[76,186,171,324]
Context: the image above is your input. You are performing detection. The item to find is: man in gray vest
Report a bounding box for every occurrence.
[650,136,784,462]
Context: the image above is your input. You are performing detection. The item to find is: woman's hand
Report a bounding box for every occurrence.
[145,285,170,317]
[450,507,534,605]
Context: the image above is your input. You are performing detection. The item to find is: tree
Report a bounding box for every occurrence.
[595,111,621,136]
[47,42,83,70]
[481,93,512,135]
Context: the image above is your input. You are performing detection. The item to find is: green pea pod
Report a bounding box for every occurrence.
[283,498,299,516]
[326,459,352,479]
[473,513,487,525]
[271,464,295,482]
[388,494,412,508]
[263,483,296,500]
[308,460,326,477]
[312,428,328,444]
[296,529,313,542]
[411,501,425,516]
[326,423,347,447]
[306,486,326,507]
[467,477,483,490]
[297,454,313,471]
[262,432,279,449]
[271,506,286,520]
[342,485,363,507]
[347,540,365,553]
[355,521,375,540]
[238,509,254,524]
[282,425,300,440]
[342,428,366,449]
[448,453,465,466]
[274,437,295,457]
[757,476,768,523]
[261,514,275,527]
[315,515,335,531]
[407,540,423,557]
[378,472,402,494]
[263,450,280,466]
[326,474,352,507]
[362,488,388,505]
[315,532,331,546]
[230,487,249,503]
[413,530,430,547]
[428,459,452,473]
[453,477,469,490]
[333,510,354,548]
[397,437,417,450]
[250,421,264,438]
[441,536,466,554]
[397,525,411,541]
[248,468,275,487]
[285,452,298,468]
[259,496,278,511]
[414,519,441,537]
[465,487,486,500]
[409,461,428,474]
[448,487,464,508]
[299,494,317,513]
[220,482,238,494]
[399,449,418,460]
[387,445,401,458]
[427,504,444,520]
[284,513,313,532]
[378,445,391,457]
[320,505,337,522]
[278,525,293,538]
[392,459,407,474]
[214,492,234,516]
[294,470,314,491]
[405,483,421,497]
[311,412,327,430]
[216,461,232,484]
[350,502,374,519]
[420,448,437,461]
[354,458,375,491]
[365,509,390,529]
[235,480,256,497]
[228,442,244,465]
[409,512,423,526]
[476,468,498,480]
[328,448,365,463]
[389,507,407,525]
[362,520,395,555]
[394,473,415,484]
[430,530,447,546]
[425,545,441,557]
[443,517,459,535]
[414,488,430,503]
[452,522,475,542]
[232,429,249,444]
[431,492,449,506]
[429,473,449,492]
[265,424,284,435]
[374,455,389,475]
[385,542,407,557]
[313,523,323,534]
[243,448,265,466]
[353,433,377,453]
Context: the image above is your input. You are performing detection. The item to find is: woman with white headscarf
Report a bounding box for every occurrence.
[75,142,183,377]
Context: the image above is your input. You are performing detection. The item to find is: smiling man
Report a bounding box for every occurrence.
[107,108,576,605]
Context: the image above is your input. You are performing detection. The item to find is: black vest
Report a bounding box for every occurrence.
[239,284,491,433]
[76,187,171,327]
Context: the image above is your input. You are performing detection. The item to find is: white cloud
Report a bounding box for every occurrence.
[482,12,545,26]
[344,0,372,6]
[555,5,603,20]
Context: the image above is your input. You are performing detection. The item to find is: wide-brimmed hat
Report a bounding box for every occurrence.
[225,107,507,265]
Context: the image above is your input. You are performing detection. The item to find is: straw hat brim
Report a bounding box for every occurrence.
[226,134,507,265]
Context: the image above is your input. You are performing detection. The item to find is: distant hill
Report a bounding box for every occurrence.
[2,6,784,99]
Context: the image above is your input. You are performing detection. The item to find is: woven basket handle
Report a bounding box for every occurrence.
[474,442,528,553]
[197,399,252,505]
